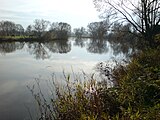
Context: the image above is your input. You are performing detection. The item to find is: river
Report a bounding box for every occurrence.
[0,37,127,120]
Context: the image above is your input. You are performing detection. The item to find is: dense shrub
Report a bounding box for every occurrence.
[113,48,160,119]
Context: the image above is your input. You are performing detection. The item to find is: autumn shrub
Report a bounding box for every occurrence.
[111,48,160,119]
[29,47,160,120]
[28,73,119,120]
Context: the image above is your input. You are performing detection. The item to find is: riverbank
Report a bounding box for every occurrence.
[0,36,40,42]
[0,36,71,42]
[30,44,160,119]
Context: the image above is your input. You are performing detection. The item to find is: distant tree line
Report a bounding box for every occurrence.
[0,19,71,40]
[0,19,110,40]
[0,18,135,41]
[1,0,160,43]
[26,19,72,40]
[73,20,109,39]
[1,14,159,44]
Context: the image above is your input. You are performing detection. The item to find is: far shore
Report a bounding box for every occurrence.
[0,37,39,42]
[0,36,68,42]
[0,36,92,42]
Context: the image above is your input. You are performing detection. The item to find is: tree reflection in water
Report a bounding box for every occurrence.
[45,40,71,54]
[27,42,50,60]
[108,32,139,58]
[0,39,72,59]
[87,39,109,54]
[73,38,86,48]
[26,40,71,59]
[0,37,138,60]
[0,42,25,55]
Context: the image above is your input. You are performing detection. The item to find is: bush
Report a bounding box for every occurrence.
[112,48,160,119]
[28,73,116,120]
[29,48,160,120]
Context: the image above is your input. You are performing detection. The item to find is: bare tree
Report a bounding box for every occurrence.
[15,24,24,36]
[50,22,59,31]
[49,22,71,39]
[87,21,109,39]
[33,19,50,37]
[74,27,86,38]
[0,21,26,36]
[0,21,16,36]
[26,25,33,36]
[93,0,160,46]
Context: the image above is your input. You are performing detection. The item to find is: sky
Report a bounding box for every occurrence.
[0,0,100,29]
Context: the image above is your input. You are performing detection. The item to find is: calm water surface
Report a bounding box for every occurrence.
[0,38,125,120]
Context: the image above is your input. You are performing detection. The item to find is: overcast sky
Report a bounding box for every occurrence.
[0,0,100,29]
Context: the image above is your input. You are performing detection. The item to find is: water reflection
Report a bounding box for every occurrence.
[0,42,24,55]
[0,40,78,60]
[108,32,139,57]
[73,38,86,48]
[87,39,109,54]
[45,40,71,54]
[110,42,133,57]
[0,38,137,59]
[27,42,50,60]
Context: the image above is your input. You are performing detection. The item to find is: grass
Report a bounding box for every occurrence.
[0,35,31,39]
[0,35,40,42]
